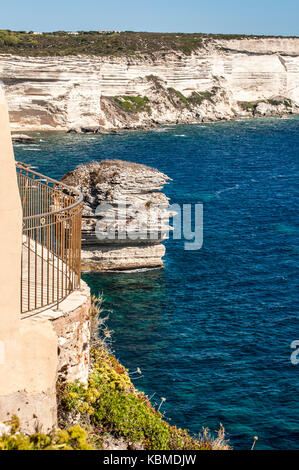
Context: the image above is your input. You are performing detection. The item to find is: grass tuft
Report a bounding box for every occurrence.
[114,95,151,113]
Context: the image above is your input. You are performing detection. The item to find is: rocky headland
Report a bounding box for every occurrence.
[61,160,172,271]
[1,36,299,131]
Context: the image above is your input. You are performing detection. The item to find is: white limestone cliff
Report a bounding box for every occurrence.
[0,37,298,131]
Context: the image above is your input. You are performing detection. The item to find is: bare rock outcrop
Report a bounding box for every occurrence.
[11,133,39,143]
[61,160,172,271]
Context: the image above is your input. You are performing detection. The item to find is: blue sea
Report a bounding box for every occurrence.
[14,117,299,450]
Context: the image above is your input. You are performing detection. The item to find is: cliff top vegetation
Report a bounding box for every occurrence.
[0,30,297,57]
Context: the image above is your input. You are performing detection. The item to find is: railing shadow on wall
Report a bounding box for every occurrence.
[16,163,83,314]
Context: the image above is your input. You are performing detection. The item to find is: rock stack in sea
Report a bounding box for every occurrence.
[61,160,172,271]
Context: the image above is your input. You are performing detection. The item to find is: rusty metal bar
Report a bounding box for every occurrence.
[16,163,83,314]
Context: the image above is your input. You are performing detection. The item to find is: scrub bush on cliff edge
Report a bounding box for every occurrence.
[61,347,231,450]
[0,297,231,451]
[0,348,230,450]
[0,423,92,450]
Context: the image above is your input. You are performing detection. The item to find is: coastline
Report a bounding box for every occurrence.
[2,37,298,134]
[10,112,299,135]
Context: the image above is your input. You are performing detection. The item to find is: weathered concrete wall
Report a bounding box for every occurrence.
[0,319,58,433]
[0,86,58,433]
[0,87,91,434]
[0,85,22,333]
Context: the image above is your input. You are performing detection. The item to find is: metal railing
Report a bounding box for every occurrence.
[16,163,83,314]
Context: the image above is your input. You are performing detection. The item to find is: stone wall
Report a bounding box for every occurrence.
[0,282,91,434]
[34,281,92,384]
[48,282,90,383]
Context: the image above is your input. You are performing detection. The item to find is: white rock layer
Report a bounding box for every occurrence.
[0,37,298,130]
[61,160,172,271]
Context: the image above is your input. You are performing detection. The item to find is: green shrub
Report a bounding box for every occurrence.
[62,347,231,450]
[62,348,172,449]
[1,344,230,451]
[1,296,230,452]
[145,201,153,209]
[188,90,215,105]
[146,75,164,89]
[238,101,256,110]
[168,88,190,108]
[0,30,296,57]
[114,96,151,113]
[167,88,217,109]
[0,30,20,46]
[0,425,93,450]
[267,99,281,106]
[284,99,292,108]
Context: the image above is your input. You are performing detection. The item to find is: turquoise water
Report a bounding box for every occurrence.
[15,118,299,450]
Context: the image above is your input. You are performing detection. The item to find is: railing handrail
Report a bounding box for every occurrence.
[16,162,83,218]
[16,162,83,314]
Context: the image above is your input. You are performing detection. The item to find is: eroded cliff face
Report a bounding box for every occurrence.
[61,160,172,271]
[1,37,299,130]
